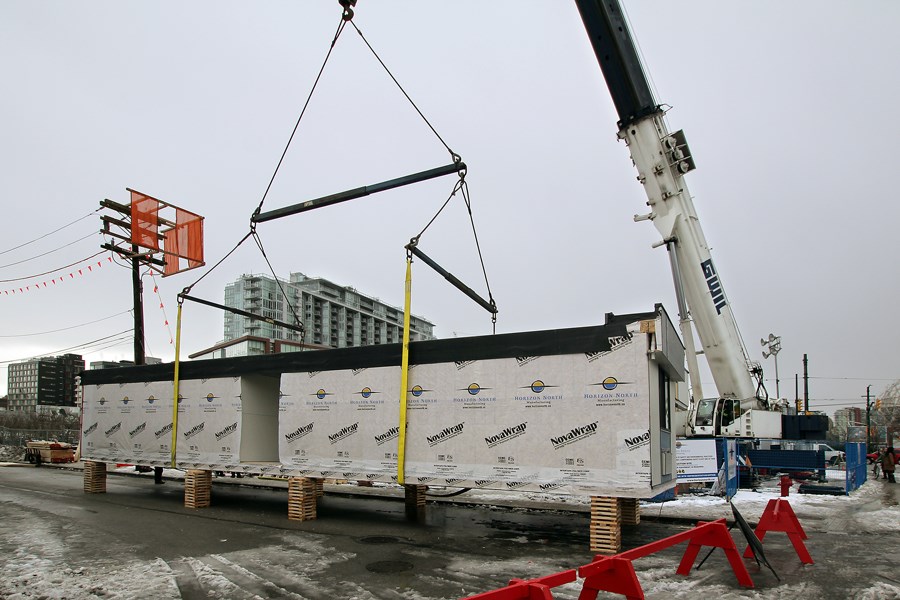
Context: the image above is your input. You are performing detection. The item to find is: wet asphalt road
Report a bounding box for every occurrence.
[1,466,898,599]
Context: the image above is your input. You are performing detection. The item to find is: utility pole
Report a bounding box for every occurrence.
[131,246,145,366]
[802,354,809,413]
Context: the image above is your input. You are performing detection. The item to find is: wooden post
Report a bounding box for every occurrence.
[83,461,107,494]
[404,484,426,521]
[590,496,622,555]
[184,469,212,508]
[288,477,318,521]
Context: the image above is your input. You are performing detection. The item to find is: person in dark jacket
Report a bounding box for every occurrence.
[881,447,896,483]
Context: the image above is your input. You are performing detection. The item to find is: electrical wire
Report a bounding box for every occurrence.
[0,209,100,257]
[0,231,100,269]
[0,250,108,283]
[0,310,132,338]
[0,329,134,365]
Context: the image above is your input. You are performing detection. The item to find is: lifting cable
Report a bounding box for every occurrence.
[168,4,357,467]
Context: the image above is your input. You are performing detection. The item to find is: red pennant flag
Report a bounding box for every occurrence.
[19,288,23,292]
[70,273,74,279]
[97,261,102,267]
[78,269,82,276]
[52,280,56,285]
[88,265,92,272]
[108,256,112,262]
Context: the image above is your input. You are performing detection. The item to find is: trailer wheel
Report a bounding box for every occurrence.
[25,453,35,464]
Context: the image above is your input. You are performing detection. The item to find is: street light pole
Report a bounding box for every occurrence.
[760,333,782,399]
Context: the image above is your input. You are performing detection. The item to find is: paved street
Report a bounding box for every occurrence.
[1,464,898,599]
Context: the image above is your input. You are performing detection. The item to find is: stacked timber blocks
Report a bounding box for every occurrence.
[288,477,318,521]
[83,461,107,494]
[184,470,212,509]
[620,497,640,525]
[404,484,427,521]
[590,496,622,555]
[314,478,324,498]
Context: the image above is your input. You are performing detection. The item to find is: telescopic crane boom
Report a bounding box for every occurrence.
[574,0,775,437]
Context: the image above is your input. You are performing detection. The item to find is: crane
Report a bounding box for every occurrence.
[573,0,783,438]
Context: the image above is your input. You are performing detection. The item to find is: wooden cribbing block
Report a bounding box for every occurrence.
[184,470,212,509]
[288,477,318,521]
[590,496,622,555]
[404,484,427,521]
[314,478,324,498]
[83,461,107,494]
[620,497,641,525]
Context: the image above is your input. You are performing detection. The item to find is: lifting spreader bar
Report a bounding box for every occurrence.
[406,244,497,316]
[251,161,466,224]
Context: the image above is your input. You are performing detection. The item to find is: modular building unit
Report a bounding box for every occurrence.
[81,304,683,498]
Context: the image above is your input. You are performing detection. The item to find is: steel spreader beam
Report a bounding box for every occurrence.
[179,293,304,333]
[252,162,465,224]
[407,245,497,316]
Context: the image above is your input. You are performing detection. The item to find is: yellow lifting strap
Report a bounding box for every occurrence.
[170,302,184,469]
[397,257,413,484]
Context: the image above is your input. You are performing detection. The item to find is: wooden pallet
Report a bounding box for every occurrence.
[620,497,641,525]
[590,496,622,555]
[314,478,324,498]
[184,470,212,508]
[83,461,107,494]
[287,477,317,521]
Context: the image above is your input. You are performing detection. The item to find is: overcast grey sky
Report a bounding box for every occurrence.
[1,1,897,418]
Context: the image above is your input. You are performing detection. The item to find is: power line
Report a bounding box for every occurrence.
[0,310,131,338]
[0,250,108,283]
[0,329,134,365]
[0,231,100,269]
[0,209,100,257]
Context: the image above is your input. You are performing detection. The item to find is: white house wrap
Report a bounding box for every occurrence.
[81,305,683,498]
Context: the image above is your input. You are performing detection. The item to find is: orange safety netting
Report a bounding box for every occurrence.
[163,208,204,276]
[130,190,160,250]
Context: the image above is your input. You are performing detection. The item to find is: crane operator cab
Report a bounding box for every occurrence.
[692,397,741,436]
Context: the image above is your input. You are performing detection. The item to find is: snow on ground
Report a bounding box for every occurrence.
[3,451,899,598]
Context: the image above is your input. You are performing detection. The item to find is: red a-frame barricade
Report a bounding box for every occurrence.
[462,518,755,600]
[742,498,813,564]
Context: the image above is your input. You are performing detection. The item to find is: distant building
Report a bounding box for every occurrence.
[7,354,85,413]
[89,357,162,370]
[834,406,865,437]
[191,272,436,359]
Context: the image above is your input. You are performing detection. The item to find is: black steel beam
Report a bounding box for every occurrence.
[408,245,497,316]
[179,294,305,333]
[252,162,465,224]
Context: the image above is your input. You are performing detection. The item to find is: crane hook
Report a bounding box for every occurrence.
[338,0,356,21]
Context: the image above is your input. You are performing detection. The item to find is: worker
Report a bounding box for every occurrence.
[881,447,896,483]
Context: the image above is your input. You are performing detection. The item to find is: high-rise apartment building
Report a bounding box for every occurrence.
[7,354,85,412]
[192,272,435,359]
